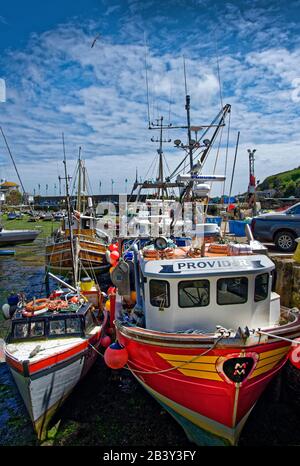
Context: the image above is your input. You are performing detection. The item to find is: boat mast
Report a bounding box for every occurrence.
[76,147,82,215]
[62,133,77,287]
[82,159,86,215]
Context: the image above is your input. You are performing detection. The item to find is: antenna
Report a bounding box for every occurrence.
[144,35,151,128]
[183,56,188,95]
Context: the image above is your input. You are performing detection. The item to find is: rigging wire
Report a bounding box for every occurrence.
[221,110,231,203]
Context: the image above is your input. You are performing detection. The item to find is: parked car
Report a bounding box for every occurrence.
[251,202,300,252]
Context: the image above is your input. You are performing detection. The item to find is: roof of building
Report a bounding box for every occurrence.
[0,181,19,188]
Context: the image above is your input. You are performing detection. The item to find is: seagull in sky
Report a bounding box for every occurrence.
[91,34,101,48]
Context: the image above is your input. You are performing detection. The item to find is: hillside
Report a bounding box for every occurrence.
[257,166,300,197]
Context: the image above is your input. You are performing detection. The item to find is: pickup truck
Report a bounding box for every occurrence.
[251,202,300,252]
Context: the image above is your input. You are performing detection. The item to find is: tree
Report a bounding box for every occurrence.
[5,189,22,206]
[284,180,296,197]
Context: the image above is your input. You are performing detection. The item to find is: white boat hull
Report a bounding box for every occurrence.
[5,334,100,439]
[0,229,40,245]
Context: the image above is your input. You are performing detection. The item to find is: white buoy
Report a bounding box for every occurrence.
[2,303,10,319]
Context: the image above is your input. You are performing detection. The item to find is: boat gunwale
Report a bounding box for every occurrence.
[115,307,300,347]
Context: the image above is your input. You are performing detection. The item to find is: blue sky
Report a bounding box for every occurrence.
[1,0,300,196]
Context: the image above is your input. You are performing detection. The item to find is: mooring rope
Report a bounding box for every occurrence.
[88,334,224,376]
[257,330,300,345]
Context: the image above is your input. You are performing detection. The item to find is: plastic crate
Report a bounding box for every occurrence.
[228,220,246,237]
[206,216,222,227]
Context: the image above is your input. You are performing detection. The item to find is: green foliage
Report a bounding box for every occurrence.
[257,166,300,197]
[284,180,297,197]
[5,190,22,206]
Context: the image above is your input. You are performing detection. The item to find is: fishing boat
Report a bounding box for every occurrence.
[3,278,107,440]
[0,226,40,245]
[105,93,300,445]
[45,147,109,276]
[0,249,15,255]
[45,212,109,275]
[2,147,109,440]
[110,231,300,446]
[7,212,17,220]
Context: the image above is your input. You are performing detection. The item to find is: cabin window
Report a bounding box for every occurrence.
[178,280,210,308]
[254,273,269,302]
[30,321,45,337]
[66,318,82,334]
[217,277,248,305]
[85,311,95,333]
[149,279,170,308]
[49,319,65,335]
[14,323,29,339]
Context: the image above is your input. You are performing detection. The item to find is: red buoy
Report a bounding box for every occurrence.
[107,286,116,296]
[108,243,119,252]
[289,338,300,369]
[100,334,112,348]
[110,250,120,263]
[104,341,128,369]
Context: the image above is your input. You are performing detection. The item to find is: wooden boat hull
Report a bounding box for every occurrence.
[45,238,109,274]
[115,311,300,446]
[5,330,101,440]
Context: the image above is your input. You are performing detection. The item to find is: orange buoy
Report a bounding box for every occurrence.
[100,334,112,348]
[130,291,137,302]
[289,338,300,369]
[110,250,120,263]
[104,341,128,369]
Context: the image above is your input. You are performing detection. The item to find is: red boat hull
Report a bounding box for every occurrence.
[117,328,293,445]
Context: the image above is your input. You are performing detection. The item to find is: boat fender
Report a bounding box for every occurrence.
[2,303,10,319]
[104,341,128,369]
[289,338,300,369]
[22,306,49,317]
[100,334,112,348]
[106,250,111,263]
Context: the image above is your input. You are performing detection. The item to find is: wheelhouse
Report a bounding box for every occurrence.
[8,303,99,343]
[138,254,279,332]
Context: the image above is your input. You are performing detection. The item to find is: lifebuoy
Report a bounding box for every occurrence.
[23,298,49,317]
[160,247,175,259]
[143,248,160,259]
[25,298,49,312]
[208,243,229,254]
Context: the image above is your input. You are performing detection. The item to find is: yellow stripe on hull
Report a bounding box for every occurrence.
[157,352,221,380]
[158,353,219,364]
[259,345,290,360]
[250,345,290,379]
